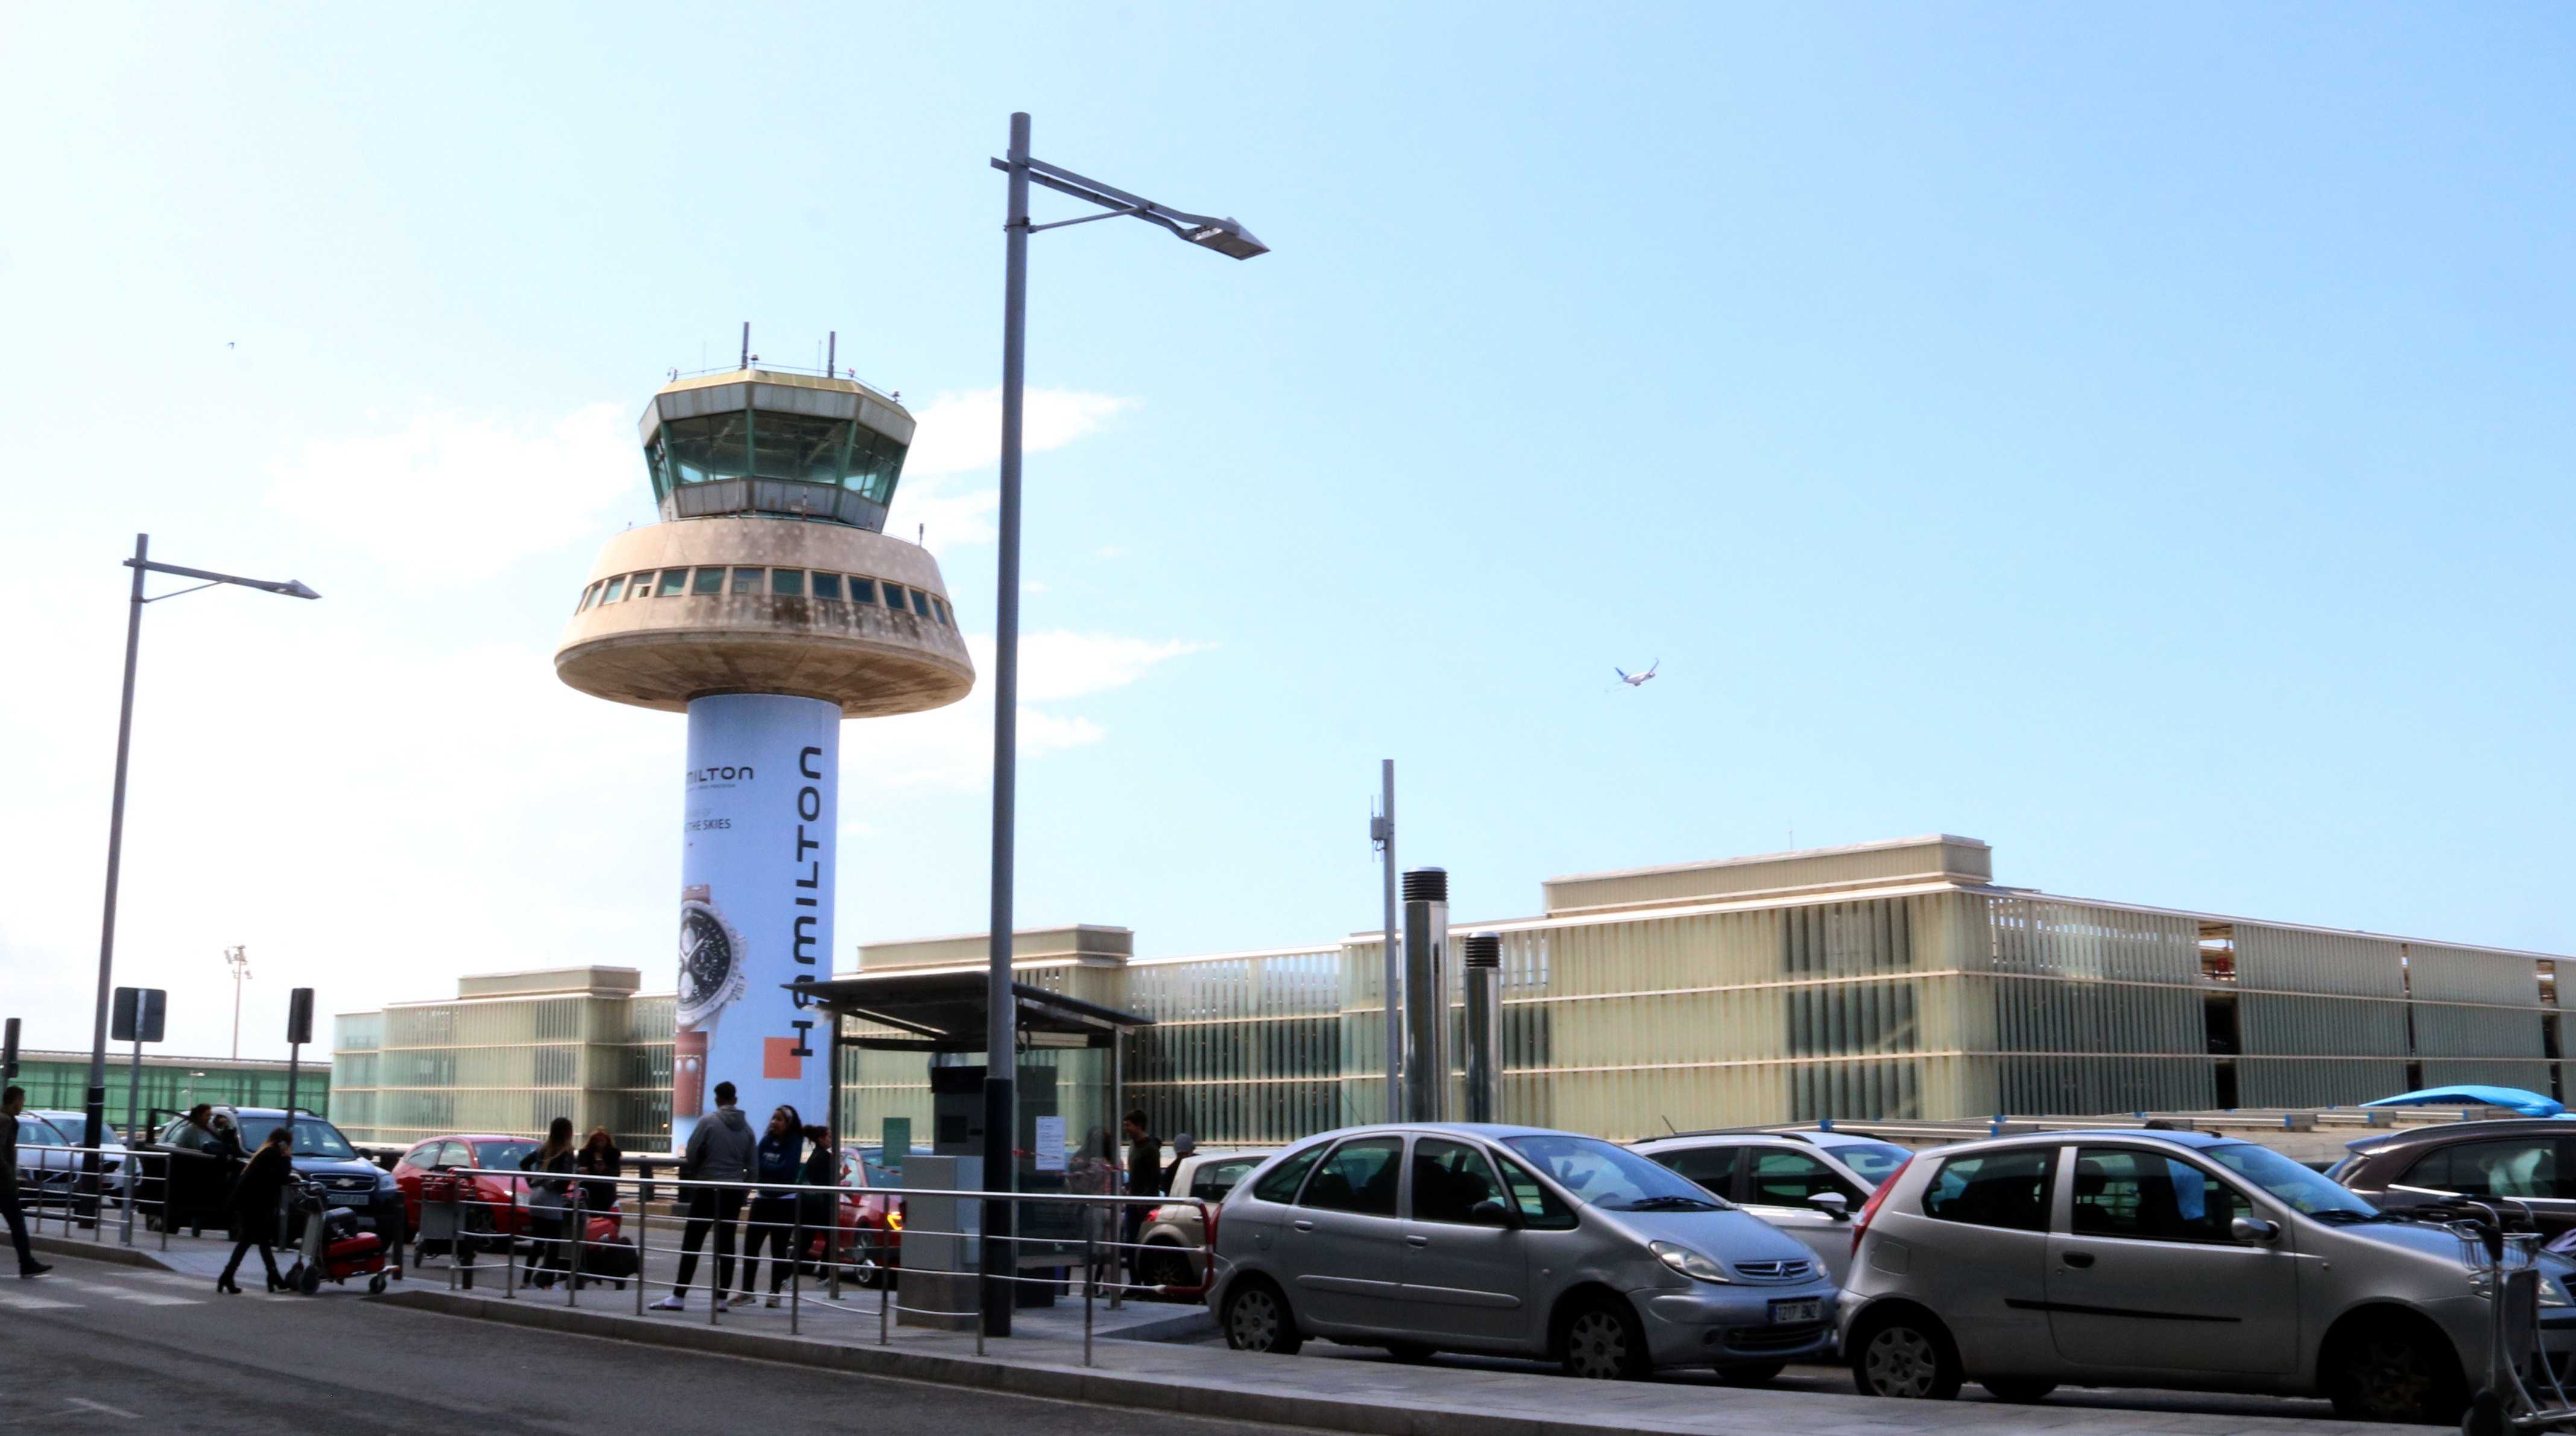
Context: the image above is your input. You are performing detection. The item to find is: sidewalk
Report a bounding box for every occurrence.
[374,1276,2426,1436]
[31,1227,2429,1436]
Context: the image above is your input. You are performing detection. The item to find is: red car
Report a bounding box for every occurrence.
[816,1148,903,1286]
[391,1134,623,1257]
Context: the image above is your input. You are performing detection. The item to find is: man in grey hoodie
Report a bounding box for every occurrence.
[649,1080,756,1311]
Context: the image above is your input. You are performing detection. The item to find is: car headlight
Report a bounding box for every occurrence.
[1650,1240,1733,1284]
[2467,1270,2574,1308]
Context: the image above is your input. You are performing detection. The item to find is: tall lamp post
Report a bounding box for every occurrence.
[982,112,1264,1336]
[84,535,318,1201]
[224,945,251,1060]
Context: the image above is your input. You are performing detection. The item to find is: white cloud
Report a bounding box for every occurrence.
[901,388,1135,476]
[1018,633,1214,701]
[886,388,1133,553]
[850,630,1208,791]
[265,403,637,584]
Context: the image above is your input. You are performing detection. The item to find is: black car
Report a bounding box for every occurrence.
[146,1107,404,1242]
[2329,1118,2576,1236]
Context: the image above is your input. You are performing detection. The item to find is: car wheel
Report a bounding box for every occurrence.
[1714,1361,1787,1386]
[1981,1377,2057,1403]
[1850,1312,1963,1400]
[1559,1295,1651,1380]
[1137,1242,1195,1291]
[2329,1321,2466,1425]
[1221,1277,1302,1356]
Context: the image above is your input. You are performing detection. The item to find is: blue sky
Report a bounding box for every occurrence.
[4,5,2571,1058]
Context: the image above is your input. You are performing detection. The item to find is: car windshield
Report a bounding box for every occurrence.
[1503,1134,1726,1212]
[1824,1140,1913,1189]
[475,1140,538,1170]
[2203,1142,2382,1219]
[233,1115,357,1160]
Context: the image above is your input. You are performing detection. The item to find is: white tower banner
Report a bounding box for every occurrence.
[675,692,838,1142]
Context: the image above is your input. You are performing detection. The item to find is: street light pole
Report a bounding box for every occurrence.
[225,946,251,1060]
[982,112,1264,1338]
[84,534,151,1189]
[82,535,318,1203]
[982,109,1032,1343]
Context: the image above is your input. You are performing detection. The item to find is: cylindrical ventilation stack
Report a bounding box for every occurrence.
[1401,867,1450,1123]
[1461,933,1503,1124]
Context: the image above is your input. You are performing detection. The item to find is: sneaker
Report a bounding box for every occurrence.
[764,1294,781,1308]
[727,1292,756,1309]
[648,1294,686,1312]
[20,1262,51,1279]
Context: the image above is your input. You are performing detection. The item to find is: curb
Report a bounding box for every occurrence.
[371,1288,1678,1436]
[30,1232,177,1271]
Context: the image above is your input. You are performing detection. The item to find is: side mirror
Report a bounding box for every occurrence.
[1469,1198,1512,1227]
[1809,1192,1852,1221]
[2231,1215,2281,1244]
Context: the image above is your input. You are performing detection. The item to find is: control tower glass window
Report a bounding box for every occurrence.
[649,410,908,508]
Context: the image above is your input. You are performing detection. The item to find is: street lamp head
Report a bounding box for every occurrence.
[274,580,322,599]
[1182,220,1269,261]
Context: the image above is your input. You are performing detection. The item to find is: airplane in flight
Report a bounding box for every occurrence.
[1615,660,1659,688]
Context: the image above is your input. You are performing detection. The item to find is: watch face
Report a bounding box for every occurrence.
[677,895,745,1028]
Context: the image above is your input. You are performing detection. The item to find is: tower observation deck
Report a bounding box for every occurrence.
[556,360,974,1142]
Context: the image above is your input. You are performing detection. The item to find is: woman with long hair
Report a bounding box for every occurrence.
[517,1116,578,1289]
[217,1127,293,1294]
[575,1125,621,1216]
[739,1104,803,1306]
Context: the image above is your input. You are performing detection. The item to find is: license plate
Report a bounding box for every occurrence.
[1769,1297,1822,1326]
[326,1192,367,1206]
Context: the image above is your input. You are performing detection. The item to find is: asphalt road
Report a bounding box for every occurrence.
[0,1262,1313,1436]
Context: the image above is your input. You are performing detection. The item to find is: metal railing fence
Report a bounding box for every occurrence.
[432,1165,1211,1365]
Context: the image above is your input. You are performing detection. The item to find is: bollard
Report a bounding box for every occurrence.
[1083,1217,1095,1368]
[634,1181,648,1317]
[789,1202,803,1336]
[879,1271,889,1345]
[566,1187,581,1308]
[503,1183,518,1300]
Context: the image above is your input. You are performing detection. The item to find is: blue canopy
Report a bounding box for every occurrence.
[2363,1085,2565,1118]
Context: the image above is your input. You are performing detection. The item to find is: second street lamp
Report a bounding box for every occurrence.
[82,534,318,1215]
[980,112,1264,1336]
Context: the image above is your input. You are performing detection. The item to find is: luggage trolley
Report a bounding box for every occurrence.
[2447,1198,2576,1436]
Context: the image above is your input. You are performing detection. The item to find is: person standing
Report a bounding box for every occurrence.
[217,1127,293,1294]
[575,1126,622,1216]
[2,1087,54,1279]
[797,1124,841,1283]
[517,1117,578,1289]
[649,1080,754,1312]
[739,1105,803,1306]
[1120,1109,1163,1262]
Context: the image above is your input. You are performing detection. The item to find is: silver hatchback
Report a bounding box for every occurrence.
[1840,1128,2576,1423]
[1210,1123,1840,1380]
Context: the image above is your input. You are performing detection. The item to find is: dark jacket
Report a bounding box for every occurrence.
[576,1143,621,1212]
[1126,1136,1166,1198]
[798,1144,839,1225]
[518,1147,576,1197]
[755,1130,803,1195]
[0,1111,18,1200]
[229,1145,293,1221]
[681,1105,755,1184]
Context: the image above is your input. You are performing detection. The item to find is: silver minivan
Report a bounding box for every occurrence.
[1840,1128,2571,1423]
[1210,1123,1840,1381]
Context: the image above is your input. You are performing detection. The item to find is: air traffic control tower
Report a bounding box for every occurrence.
[557,360,974,1142]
